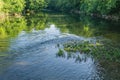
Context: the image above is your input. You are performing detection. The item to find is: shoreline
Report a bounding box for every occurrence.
[0,10,120,21]
[72,10,120,21]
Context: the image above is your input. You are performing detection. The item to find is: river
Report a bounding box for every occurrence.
[0,12,120,80]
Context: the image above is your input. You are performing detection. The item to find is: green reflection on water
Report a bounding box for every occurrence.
[0,13,48,52]
[0,12,120,54]
[0,12,120,79]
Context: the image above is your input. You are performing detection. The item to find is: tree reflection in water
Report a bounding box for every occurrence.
[0,12,120,80]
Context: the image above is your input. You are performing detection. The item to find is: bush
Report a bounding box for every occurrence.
[25,0,47,11]
[2,0,25,13]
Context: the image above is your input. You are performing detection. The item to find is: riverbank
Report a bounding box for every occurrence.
[1,9,119,21]
[72,10,120,21]
[42,9,120,21]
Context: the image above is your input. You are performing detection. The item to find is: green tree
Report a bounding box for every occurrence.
[0,0,4,12]
[25,0,47,11]
[80,0,118,14]
[2,0,25,13]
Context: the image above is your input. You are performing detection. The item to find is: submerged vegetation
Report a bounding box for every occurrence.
[61,39,120,62]
[57,49,64,57]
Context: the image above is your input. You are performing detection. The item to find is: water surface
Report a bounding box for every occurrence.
[0,12,120,80]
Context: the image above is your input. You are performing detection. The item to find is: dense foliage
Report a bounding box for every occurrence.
[0,0,120,17]
[0,0,3,12]
[46,0,120,15]
[45,0,80,12]
[1,0,25,13]
[0,0,46,14]
[25,0,47,12]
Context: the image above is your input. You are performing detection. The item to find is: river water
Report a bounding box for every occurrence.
[0,12,120,80]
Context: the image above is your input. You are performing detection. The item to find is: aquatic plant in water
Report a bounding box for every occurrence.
[57,49,65,57]
[63,40,120,62]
